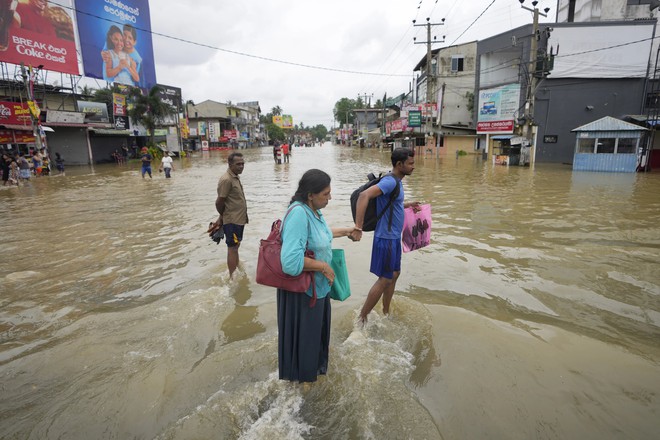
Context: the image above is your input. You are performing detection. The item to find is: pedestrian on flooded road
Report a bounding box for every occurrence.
[159,151,174,178]
[55,153,65,175]
[277,169,361,383]
[353,147,419,325]
[208,152,248,278]
[140,147,152,178]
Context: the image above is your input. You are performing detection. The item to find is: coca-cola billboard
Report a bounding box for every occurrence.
[0,101,32,125]
[0,0,78,75]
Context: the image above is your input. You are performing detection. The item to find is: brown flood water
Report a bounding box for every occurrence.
[1,143,659,439]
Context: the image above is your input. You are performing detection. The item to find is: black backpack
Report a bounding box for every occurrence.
[350,172,400,232]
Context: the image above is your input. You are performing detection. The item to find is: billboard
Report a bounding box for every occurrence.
[272,115,293,129]
[0,0,78,74]
[77,100,109,123]
[76,0,156,89]
[476,83,520,134]
[0,101,33,125]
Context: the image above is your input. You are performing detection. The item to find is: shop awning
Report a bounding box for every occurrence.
[1,124,33,131]
[89,128,132,136]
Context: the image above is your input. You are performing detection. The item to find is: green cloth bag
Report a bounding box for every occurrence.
[329,249,351,301]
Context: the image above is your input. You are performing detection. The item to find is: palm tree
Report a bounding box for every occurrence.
[271,105,282,116]
[128,86,174,147]
[78,85,94,96]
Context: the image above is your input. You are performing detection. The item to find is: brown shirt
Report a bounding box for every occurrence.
[217,169,248,225]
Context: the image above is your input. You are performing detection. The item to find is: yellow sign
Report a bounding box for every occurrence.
[27,101,40,118]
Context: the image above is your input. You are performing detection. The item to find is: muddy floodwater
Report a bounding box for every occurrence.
[1,143,659,439]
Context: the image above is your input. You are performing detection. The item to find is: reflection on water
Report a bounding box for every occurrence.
[1,144,659,439]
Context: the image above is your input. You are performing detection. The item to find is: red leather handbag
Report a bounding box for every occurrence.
[256,205,317,305]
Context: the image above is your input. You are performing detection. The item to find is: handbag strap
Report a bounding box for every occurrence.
[282,202,317,308]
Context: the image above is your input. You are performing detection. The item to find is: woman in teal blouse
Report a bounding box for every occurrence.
[278,169,359,383]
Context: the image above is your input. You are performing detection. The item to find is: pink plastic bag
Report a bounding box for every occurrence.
[402,204,431,253]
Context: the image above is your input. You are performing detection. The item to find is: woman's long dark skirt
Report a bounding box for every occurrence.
[277,289,331,383]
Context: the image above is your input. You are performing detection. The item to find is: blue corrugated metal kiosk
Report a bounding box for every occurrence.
[572,116,647,173]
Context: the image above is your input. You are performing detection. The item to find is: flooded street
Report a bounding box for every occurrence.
[1,143,659,439]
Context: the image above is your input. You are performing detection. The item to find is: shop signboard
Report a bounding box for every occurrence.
[0,101,33,126]
[476,83,520,134]
[46,110,84,124]
[408,110,422,127]
[0,129,12,143]
[77,100,109,123]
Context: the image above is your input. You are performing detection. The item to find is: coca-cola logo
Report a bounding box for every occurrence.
[0,104,11,119]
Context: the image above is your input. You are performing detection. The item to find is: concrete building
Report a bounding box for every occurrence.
[475,18,656,165]
[556,0,659,22]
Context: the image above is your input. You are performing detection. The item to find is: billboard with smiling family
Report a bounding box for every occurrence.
[76,0,157,89]
[0,0,78,74]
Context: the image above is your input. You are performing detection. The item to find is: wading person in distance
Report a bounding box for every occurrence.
[278,169,360,383]
[352,147,419,325]
[208,152,248,278]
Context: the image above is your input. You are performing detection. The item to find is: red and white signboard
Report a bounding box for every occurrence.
[477,120,514,133]
[0,0,79,75]
[0,101,33,125]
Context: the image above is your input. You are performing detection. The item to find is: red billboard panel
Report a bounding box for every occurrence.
[0,0,78,74]
[0,101,32,125]
[0,129,12,142]
[477,120,514,134]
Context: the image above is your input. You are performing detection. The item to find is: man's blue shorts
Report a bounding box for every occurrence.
[370,237,402,279]
[222,224,245,247]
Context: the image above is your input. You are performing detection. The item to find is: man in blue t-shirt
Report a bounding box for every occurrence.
[140,148,152,178]
[353,147,419,324]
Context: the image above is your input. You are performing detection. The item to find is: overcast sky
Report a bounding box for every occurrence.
[146,0,554,129]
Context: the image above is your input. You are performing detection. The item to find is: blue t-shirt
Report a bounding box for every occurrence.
[375,175,404,239]
[280,202,333,298]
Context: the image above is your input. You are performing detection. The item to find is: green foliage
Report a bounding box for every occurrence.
[333,97,358,126]
[267,123,285,141]
[457,150,468,156]
[309,124,328,140]
[128,86,174,147]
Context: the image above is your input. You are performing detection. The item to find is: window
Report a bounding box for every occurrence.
[616,138,637,154]
[577,138,595,153]
[596,138,615,154]
[451,55,464,72]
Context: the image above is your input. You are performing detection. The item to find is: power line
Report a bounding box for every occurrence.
[61,4,411,78]
[450,0,499,46]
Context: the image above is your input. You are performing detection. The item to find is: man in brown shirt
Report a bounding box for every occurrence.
[209,152,248,277]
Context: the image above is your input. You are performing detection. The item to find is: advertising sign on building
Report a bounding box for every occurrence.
[0,101,32,126]
[0,0,78,74]
[408,110,422,128]
[155,84,181,108]
[113,93,127,116]
[46,110,85,124]
[224,129,238,139]
[476,83,520,134]
[76,0,157,88]
[0,129,13,142]
[114,116,129,130]
[77,100,110,123]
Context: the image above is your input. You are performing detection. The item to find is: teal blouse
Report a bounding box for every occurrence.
[280,202,333,299]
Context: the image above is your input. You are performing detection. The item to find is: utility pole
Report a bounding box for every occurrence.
[413,17,445,103]
[414,17,445,153]
[519,0,550,166]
